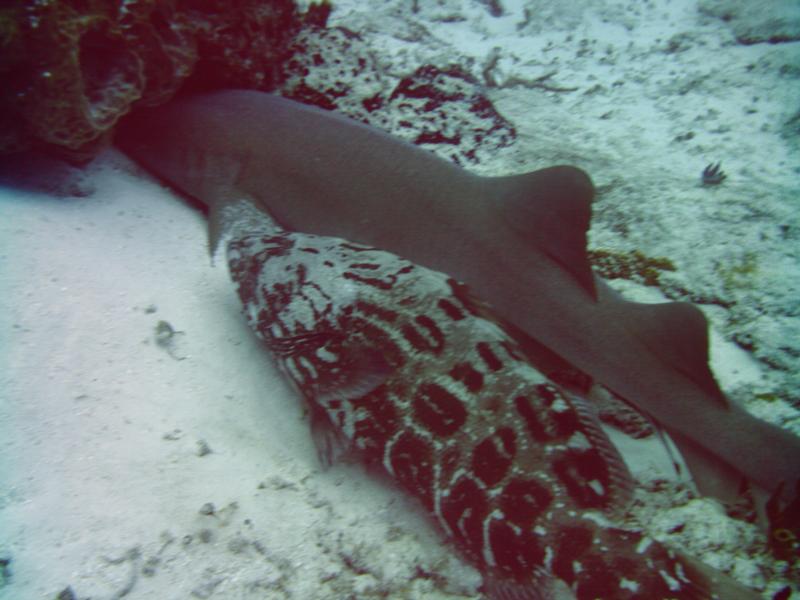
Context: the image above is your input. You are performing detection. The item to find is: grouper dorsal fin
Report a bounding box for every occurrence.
[625,300,728,407]
[496,166,597,299]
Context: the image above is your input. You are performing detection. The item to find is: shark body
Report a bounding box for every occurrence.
[116,89,800,512]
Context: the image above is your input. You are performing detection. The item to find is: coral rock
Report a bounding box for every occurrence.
[0,0,317,161]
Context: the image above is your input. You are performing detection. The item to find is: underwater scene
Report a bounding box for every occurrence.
[1,1,799,598]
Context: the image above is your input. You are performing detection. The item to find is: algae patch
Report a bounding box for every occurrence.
[715,252,759,293]
[588,249,676,287]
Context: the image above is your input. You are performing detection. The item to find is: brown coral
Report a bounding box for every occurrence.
[1,1,193,158]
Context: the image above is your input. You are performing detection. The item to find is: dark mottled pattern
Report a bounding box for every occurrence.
[349,385,400,461]
[390,432,436,509]
[401,315,446,354]
[413,383,467,436]
[223,204,713,599]
[438,297,465,321]
[552,448,612,509]
[449,361,484,392]
[442,475,488,555]
[499,478,553,527]
[489,520,545,578]
[472,428,515,486]
[476,341,503,371]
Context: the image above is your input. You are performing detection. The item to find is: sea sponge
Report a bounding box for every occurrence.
[0,0,324,161]
[0,1,195,158]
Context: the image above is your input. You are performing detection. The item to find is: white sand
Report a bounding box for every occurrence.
[2,1,798,598]
[0,158,486,599]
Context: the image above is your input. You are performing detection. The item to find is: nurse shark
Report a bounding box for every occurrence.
[115,90,799,578]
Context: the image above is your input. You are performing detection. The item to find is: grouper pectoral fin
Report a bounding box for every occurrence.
[308,347,394,469]
[495,166,597,300]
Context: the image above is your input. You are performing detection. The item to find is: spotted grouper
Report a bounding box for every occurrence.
[212,198,758,600]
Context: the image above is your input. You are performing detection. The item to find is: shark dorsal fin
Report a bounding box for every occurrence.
[497,166,596,299]
[626,301,728,407]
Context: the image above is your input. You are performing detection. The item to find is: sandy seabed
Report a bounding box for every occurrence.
[2,0,799,598]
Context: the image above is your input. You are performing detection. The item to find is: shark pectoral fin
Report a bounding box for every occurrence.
[495,165,596,299]
[625,301,728,406]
